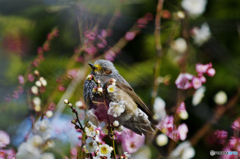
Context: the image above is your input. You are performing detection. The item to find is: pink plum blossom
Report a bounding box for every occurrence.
[137,18,148,28]
[121,129,145,153]
[125,32,136,41]
[196,63,209,75]
[176,102,186,114]
[144,13,154,21]
[177,123,188,141]
[199,76,206,83]
[28,74,35,82]
[18,75,24,85]
[232,117,240,131]
[175,73,193,90]
[214,130,228,144]
[207,68,216,77]
[192,77,202,89]
[84,45,97,55]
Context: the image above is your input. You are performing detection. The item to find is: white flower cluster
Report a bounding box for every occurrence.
[192,23,211,46]
[30,72,53,117]
[83,122,113,158]
[16,119,54,159]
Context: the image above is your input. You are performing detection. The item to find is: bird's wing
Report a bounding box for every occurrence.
[115,81,155,122]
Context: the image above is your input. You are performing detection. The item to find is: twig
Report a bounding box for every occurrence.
[110,127,117,159]
[151,0,164,110]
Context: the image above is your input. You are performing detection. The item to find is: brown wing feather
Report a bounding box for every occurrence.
[115,81,157,124]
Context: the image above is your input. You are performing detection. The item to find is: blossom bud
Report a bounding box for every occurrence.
[110,78,116,83]
[64,99,69,104]
[96,80,101,84]
[110,146,113,151]
[35,80,42,87]
[156,134,168,146]
[46,110,53,118]
[35,105,41,112]
[68,103,73,107]
[179,111,189,120]
[214,91,227,105]
[72,108,77,113]
[86,74,93,80]
[207,68,216,77]
[95,130,100,135]
[31,86,39,95]
[97,87,103,93]
[113,120,119,127]
[39,77,47,87]
[75,125,79,129]
[34,70,40,76]
[93,87,97,93]
[177,11,185,19]
[75,101,83,108]
[71,119,77,124]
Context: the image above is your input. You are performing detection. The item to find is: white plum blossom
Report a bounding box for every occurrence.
[192,86,206,106]
[99,144,112,158]
[16,135,43,159]
[181,0,207,17]
[107,101,125,117]
[28,135,43,147]
[169,141,195,159]
[75,101,83,108]
[85,121,97,137]
[86,109,99,126]
[171,38,187,53]
[34,119,52,140]
[107,85,115,93]
[153,97,166,120]
[192,23,211,46]
[16,142,41,159]
[85,137,98,153]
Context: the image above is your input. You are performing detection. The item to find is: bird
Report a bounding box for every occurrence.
[84,59,170,157]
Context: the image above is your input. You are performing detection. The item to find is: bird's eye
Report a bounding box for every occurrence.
[104,68,112,75]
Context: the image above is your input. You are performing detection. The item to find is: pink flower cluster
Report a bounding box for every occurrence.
[158,115,188,141]
[217,117,240,158]
[83,29,109,55]
[175,63,215,90]
[0,130,15,158]
[32,29,59,67]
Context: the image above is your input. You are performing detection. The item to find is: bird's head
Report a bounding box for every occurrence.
[88,60,118,76]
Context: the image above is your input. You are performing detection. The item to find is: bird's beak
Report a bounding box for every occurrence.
[88,63,96,70]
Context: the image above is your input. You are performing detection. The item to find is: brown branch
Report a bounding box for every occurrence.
[190,89,240,146]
